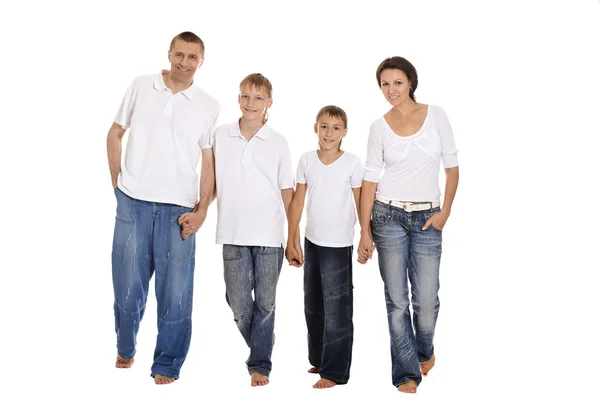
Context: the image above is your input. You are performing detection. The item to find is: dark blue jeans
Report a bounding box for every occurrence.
[304,238,354,384]
[112,188,196,380]
[222,244,284,377]
[371,200,443,388]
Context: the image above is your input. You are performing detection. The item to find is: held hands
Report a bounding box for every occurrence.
[357,232,375,264]
[422,210,449,231]
[178,210,207,240]
[285,238,304,267]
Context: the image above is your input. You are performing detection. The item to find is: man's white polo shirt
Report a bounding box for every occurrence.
[212,121,294,247]
[114,71,220,208]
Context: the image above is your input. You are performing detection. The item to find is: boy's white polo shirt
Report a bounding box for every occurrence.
[212,121,294,247]
[114,71,220,208]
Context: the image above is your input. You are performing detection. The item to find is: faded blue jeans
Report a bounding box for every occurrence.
[304,238,354,384]
[223,245,284,377]
[371,200,442,388]
[112,188,196,380]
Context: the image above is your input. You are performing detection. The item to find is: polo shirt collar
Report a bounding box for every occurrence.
[153,70,196,100]
[230,120,272,140]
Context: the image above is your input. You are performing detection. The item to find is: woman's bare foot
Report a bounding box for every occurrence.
[420,354,435,376]
[307,366,320,374]
[313,378,336,389]
[115,354,134,368]
[154,374,175,385]
[397,380,417,393]
[251,372,269,386]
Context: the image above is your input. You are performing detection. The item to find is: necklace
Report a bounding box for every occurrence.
[394,107,416,125]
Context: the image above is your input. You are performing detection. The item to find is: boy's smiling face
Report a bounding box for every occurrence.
[314,114,347,151]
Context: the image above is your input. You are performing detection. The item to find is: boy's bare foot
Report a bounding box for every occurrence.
[154,374,175,385]
[251,372,269,386]
[397,380,417,393]
[307,366,320,374]
[115,354,134,368]
[420,354,435,376]
[313,378,336,389]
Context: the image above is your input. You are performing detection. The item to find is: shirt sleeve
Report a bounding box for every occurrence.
[114,78,138,129]
[279,138,295,190]
[295,153,307,184]
[200,103,221,149]
[350,157,364,188]
[435,106,459,168]
[363,122,384,182]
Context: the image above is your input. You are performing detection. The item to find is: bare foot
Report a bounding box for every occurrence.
[307,366,320,374]
[420,354,435,376]
[154,374,175,385]
[115,354,134,368]
[397,380,417,393]
[313,378,336,389]
[251,372,269,387]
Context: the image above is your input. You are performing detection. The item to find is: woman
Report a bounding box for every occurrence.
[358,56,459,393]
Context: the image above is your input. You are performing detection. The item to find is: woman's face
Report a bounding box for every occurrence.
[380,68,411,106]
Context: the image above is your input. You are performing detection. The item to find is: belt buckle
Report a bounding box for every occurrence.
[402,202,412,212]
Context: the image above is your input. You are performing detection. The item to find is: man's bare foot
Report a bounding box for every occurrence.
[251,372,269,387]
[154,374,175,385]
[420,354,435,376]
[397,380,417,393]
[313,378,336,389]
[307,366,320,374]
[115,354,134,368]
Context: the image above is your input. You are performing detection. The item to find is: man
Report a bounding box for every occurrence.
[106,31,220,385]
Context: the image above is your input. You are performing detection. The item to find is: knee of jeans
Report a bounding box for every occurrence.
[160,291,192,321]
[115,286,145,314]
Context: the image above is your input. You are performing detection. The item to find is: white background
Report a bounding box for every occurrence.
[1,0,599,398]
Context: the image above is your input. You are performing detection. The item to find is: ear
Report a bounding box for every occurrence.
[313,123,318,134]
[238,94,241,105]
[266,98,273,109]
[197,56,205,69]
[342,128,348,138]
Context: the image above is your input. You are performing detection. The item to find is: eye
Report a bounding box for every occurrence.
[334,127,340,131]
[395,81,402,85]
[242,95,249,99]
[256,97,263,101]
[381,82,388,86]
[320,125,327,129]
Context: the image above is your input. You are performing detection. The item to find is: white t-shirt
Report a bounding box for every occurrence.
[296,151,363,248]
[114,71,221,208]
[212,121,294,247]
[363,104,458,202]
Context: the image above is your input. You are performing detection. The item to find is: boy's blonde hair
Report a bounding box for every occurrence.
[316,105,348,149]
[240,73,273,123]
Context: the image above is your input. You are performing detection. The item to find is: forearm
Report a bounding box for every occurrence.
[287,199,303,243]
[360,181,377,236]
[107,127,124,186]
[196,149,216,213]
[441,167,459,215]
[196,166,214,213]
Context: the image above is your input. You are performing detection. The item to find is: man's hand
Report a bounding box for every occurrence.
[178,210,207,240]
[285,239,304,267]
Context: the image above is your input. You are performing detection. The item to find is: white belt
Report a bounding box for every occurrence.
[376,194,440,212]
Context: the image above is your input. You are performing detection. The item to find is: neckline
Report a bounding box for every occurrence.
[316,150,346,167]
[382,104,430,140]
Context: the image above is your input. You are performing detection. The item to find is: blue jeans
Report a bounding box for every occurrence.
[304,238,354,384]
[112,188,196,380]
[222,244,284,377]
[371,200,442,387]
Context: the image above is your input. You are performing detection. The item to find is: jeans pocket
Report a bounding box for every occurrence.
[371,211,390,226]
[223,245,243,261]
